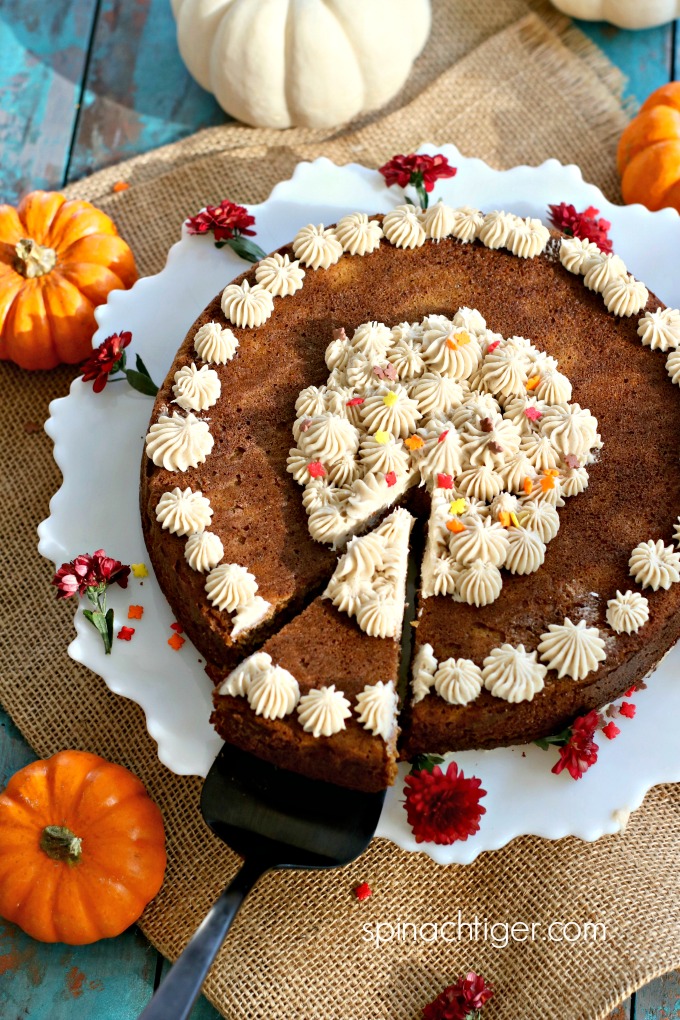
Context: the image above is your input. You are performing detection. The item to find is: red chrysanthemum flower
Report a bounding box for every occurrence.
[186,199,256,242]
[380,153,457,192]
[423,972,493,1020]
[547,202,613,253]
[90,549,130,589]
[551,709,599,780]
[404,761,486,845]
[80,331,132,393]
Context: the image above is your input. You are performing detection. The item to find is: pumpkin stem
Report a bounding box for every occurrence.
[14,238,57,279]
[40,825,83,864]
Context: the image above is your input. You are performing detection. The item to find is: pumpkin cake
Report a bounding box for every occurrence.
[140,205,680,790]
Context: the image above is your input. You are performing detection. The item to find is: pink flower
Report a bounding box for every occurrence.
[404,761,486,845]
[52,550,130,600]
[185,199,256,242]
[80,332,132,393]
[423,971,493,1020]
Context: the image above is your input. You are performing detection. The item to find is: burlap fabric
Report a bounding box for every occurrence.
[1,2,678,1017]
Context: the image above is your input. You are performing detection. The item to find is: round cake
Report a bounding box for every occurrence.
[140,205,680,791]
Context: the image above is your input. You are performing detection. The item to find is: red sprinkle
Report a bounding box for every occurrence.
[487,340,501,354]
[619,702,636,719]
[354,882,372,901]
[170,622,184,634]
[437,473,454,489]
[524,406,542,422]
[438,430,449,443]
[307,461,326,479]
[385,471,397,487]
[601,721,621,740]
[346,397,365,406]
[117,626,135,641]
[168,633,185,651]
[624,685,637,698]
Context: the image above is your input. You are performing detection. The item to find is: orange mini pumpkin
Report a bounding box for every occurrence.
[0,191,138,370]
[617,82,680,213]
[0,750,166,944]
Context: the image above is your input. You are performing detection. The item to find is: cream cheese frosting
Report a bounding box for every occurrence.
[297,685,352,737]
[667,349,680,386]
[411,643,438,703]
[602,275,649,317]
[582,253,627,293]
[355,681,398,741]
[559,236,602,274]
[456,559,503,607]
[255,252,305,297]
[448,516,509,567]
[482,644,547,702]
[516,501,560,543]
[449,206,484,243]
[606,590,650,634]
[508,218,550,259]
[381,205,426,249]
[184,530,224,572]
[503,526,546,574]
[145,411,214,472]
[221,279,274,327]
[205,562,258,612]
[537,618,606,680]
[218,651,272,698]
[248,663,300,720]
[155,486,212,536]
[629,539,680,590]
[292,223,343,270]
[433,657,483,705]
[193,321,239,364]
[479,210,515,250]
[637,306,680,351]
[172,363,221,412]
[231,595,271,638]
[421,201,455,241]
[335,212,383,256]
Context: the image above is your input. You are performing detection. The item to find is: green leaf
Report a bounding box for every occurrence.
[226,235,267,263]
[105,607,114,656]
[135,353,153,379]
[410,753,445,774]
[125,369,159,397]
[83,608,112,655]
[534,726,572,751]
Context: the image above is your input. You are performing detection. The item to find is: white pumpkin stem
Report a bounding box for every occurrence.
[14,237,57,279]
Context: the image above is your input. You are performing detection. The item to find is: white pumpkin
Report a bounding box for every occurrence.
[171,0,432,129]
[549,0,680,29]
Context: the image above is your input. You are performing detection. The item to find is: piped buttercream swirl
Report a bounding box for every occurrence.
[629,539,680,590]
[205,562,258,612]
[172,363,221,411]
[297,685,352,737]
[221,279,274,327]
[483,644,547,702]
[145,412,213,471]
[411,643,437,703]
[184,530,224,572]
[537,618,606,680]
[193,322,239,364]
[335,212,383,255]
[292,223,343,270]
[248,664,300,719]
[433,657,483,705]
[606,590,649,634]
[255,252,305,296]
[382,205,426,249]
[355,681,398,741]
[155,487,212,536]
[637,306,680,351]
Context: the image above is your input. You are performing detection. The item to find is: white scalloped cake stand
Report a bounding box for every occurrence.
[38,146,680,865]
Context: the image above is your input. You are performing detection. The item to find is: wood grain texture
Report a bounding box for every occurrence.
[65,0,224,184]
[576,20,674,106]
[0,0,98,201]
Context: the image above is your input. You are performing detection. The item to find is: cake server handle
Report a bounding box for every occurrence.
[138,855,271,1020]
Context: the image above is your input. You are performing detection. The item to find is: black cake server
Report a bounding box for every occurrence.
[138,741,385,1020]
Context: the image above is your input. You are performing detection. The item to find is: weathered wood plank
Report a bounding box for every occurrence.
[607,996,632,1019]
[0,1,98,203]
[633,970,680,1019]
[0,707,159,1019]
[66,0,225,185]
[577,20,674,107]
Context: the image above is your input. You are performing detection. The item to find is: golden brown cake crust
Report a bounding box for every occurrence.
[141,223,680,768]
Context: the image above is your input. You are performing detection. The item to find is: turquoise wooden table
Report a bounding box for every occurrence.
[1,4,679,1018]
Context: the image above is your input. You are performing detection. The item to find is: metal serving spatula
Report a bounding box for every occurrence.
[138,742,385,1020]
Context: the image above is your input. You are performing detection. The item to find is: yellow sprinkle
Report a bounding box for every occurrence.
[456,330,471,346]
[374,430,390,445]
[510,511,520,527]
[526,374,540,391]
[131,563,148,578]
[449,498,467,516]
[382,391,398,407]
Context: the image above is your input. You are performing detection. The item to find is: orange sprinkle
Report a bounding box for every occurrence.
[445,337,458,351]
[526,374,540,391]
[405,435,424,451]
[523,477,533,495]
[113,181,130,192]
[498,511,512,528]
[128,605,144,620]
[168,633,185,651]
[446,519,467,534]
[540,471,558,492]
